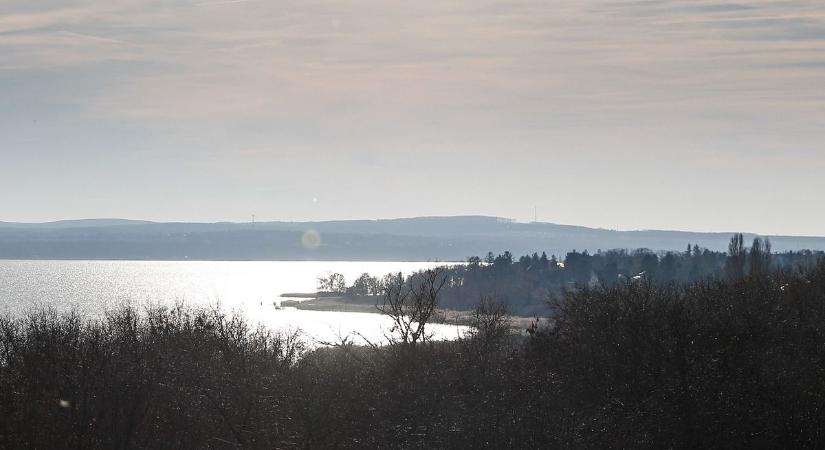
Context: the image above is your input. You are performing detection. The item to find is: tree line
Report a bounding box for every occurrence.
[318,235,824,316]
[436,235,824,315]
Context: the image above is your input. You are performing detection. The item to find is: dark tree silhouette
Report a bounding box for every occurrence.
[377,268,447,345]
[749,237,772,275]
[725,233,746,279]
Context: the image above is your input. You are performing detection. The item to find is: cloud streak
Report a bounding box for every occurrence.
[194,0,256,7]
[3,0,824,147]
[1,0,824,233]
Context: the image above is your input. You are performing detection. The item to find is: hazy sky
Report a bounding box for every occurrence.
[1,0,824,235]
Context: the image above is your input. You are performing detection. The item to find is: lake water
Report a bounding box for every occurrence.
[0,260,468,344]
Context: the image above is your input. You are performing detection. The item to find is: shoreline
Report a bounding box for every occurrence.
[279,294,541,329]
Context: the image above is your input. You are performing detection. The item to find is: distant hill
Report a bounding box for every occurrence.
[0,216,823,261]
[0,219,155,229]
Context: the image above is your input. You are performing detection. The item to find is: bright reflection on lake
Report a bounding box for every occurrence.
[0,260,468,344]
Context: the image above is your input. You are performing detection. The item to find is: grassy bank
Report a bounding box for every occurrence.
[281,295,380,313]
[280,294,535,328]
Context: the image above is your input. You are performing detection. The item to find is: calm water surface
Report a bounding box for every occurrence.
[0,260,467,344]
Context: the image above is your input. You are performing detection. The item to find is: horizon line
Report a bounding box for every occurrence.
[1,215,823,239]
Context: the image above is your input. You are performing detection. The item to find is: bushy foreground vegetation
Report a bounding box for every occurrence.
[3,261,825,448]
[0,306,305,448]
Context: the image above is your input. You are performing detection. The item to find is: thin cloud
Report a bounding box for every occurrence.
[56,31,130,46]
[193,0,255,7]
[0,7,90,33]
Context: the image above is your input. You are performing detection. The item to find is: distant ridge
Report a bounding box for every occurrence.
[0,219,156,229]
[0,216,822,261]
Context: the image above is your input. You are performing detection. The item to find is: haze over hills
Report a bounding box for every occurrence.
[0,216,823,261]
[0,219,155,229]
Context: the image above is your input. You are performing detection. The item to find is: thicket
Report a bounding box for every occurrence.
[3,261,825,448]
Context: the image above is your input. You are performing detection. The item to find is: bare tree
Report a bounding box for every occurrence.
[317,273,347,293]
[468,295,511,345]
[377,268,446,345]
[329,273,347,293]
[750,237,772,275]
[725,233,746,279]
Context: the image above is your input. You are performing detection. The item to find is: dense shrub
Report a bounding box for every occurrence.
[529,263,825,448]
[3,261,825,448]
[0,306,304,449]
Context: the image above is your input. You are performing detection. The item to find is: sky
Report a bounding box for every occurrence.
[1,0,824,235]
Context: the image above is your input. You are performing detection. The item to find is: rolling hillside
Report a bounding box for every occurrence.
[0,216,822,261]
